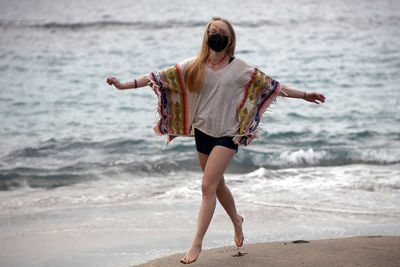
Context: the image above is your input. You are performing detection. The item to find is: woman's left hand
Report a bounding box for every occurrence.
[304,92,326,104]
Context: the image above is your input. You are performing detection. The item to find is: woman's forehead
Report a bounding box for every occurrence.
[209,21,229,33]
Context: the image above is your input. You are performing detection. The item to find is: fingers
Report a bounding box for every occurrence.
[310,93,326,104]
[318,94,326,103]
[106,76,120,88]
[106,76,115,85]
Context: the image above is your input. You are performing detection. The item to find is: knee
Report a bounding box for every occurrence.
[216,181,226,195]
[201,181,217,198]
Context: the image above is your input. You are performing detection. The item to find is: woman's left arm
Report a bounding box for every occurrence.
[279,85,326,104]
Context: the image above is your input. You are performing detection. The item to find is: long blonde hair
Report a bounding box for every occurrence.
[184,17,236,93]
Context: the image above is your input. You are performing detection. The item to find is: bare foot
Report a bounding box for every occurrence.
[234,214,244,247]
[180,244,202,264]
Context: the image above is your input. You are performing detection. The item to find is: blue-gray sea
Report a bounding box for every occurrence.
[1,0,400,266]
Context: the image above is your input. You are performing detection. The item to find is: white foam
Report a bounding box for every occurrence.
[357,148,400,164]
[2,163,400,217]
[279,148,329,165]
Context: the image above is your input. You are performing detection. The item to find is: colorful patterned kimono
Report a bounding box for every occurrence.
[147,58,281,148]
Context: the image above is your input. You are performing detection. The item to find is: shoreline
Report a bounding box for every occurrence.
[132,236,400,267]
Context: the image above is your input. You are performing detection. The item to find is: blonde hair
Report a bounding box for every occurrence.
[184,17,236,93]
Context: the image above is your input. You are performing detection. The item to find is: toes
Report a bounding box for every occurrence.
[180,256,188,264]
[235,235,244,247]
[180,256,196,264]
[187,257,196,264]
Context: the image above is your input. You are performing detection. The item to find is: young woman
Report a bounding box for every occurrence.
[106,17,325,264]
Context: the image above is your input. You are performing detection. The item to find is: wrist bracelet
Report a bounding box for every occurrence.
[134,79,138,89]
[303,92,307,99]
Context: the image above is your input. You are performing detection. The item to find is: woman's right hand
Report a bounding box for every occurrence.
[106,76,123,90]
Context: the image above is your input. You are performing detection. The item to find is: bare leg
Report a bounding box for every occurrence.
[180,146,236,264]
[198,151,244,247]
[216,178,244,247]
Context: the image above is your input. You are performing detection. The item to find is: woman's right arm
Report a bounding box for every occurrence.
[106,74,148,90]
[107,57,194,90]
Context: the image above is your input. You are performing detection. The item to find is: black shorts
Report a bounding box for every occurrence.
[194,128,238,155]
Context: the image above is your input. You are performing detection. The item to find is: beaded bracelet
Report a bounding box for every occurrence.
[134,79,138,89]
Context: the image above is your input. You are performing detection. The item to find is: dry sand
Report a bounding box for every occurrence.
[133,236,400,267]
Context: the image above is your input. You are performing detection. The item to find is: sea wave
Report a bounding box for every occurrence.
[0,19,204,30]
[241,147,400,169]
[2,14,398,30]
[1,164,399,214]
[1,136,399,191]
[0,169,96,191]
[0,18,280,30]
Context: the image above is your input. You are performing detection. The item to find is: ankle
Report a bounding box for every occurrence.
[191,240,202,248]
[233,214,242,226]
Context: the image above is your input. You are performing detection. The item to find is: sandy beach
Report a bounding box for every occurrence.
[133,236,400,267]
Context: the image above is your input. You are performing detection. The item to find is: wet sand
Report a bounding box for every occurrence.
[133,236,400,267]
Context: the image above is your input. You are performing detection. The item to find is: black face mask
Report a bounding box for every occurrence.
[207,33,229,52]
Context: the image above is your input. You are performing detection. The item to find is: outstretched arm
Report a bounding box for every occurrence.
[279,85,326,104]
[106,74,148,90]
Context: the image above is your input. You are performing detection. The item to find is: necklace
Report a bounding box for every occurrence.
[207,54,226,69]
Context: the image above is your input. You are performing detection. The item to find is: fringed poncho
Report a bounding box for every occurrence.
[147,57,281,148]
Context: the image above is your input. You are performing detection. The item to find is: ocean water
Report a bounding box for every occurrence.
[1,0,400,266]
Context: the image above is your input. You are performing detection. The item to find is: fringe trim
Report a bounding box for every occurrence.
[233,83,282,146]
[147,73,165,137]
[147,72,187,150]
